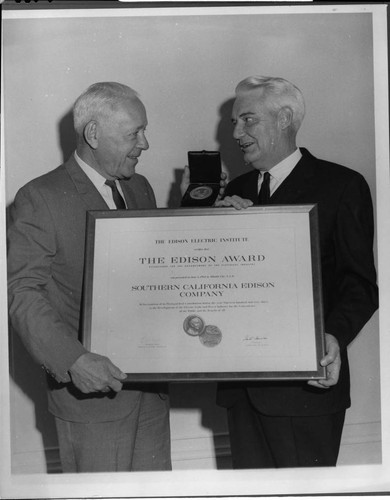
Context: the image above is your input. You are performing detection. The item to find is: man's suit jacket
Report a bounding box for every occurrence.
[217,148,378,417]
[8,155,160,423]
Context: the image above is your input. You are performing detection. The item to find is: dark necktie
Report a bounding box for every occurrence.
[105,180,126,209]
[258,171,271,205]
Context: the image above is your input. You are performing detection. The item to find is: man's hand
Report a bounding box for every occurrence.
[214,195,254,210]
[180,166,228,200]
[180,165,191,197]
[215,171,228,203]
[307,333,341,389]
[68,352,127,394]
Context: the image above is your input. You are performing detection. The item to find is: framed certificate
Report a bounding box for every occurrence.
[81,206,326,381]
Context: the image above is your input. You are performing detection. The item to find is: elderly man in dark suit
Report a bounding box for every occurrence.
[216,76,378,468]
[7,82,171,473]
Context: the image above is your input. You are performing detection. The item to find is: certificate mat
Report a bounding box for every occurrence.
[82,206,326,381]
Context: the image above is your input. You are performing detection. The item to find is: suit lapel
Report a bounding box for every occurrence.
[119,180,138,209]
[270,148,316,204]
[64,155,110,210]
[65,156,145,211]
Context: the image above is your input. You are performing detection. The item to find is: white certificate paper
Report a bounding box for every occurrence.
[82,206,325,381]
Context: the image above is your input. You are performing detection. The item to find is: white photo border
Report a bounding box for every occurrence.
[1,2,389,498]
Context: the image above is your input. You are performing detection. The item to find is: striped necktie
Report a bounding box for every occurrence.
[105,180,126,209]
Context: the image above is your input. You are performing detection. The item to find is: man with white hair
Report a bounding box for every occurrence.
[216,76,378,468]
[8,82,171,473]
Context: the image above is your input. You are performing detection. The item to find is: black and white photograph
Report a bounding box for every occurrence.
[1,1,389,498]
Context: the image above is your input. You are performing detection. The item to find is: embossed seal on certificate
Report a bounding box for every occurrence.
[183,315,205,336]
[199,325,222,347]
[189,186,213,200]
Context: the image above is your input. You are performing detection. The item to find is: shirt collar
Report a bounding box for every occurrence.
[268,148,302,183]
[74,150,108,191]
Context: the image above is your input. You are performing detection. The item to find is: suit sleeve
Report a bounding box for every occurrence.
[324,173,378,350]
[7,185,87,383]
[144,176,157,206]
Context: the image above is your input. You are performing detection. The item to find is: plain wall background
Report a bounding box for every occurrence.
[3,6,381,474]
[4,11,377,204]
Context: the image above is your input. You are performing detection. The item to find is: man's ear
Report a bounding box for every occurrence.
[83,121,99,149]
[278,107,293,130]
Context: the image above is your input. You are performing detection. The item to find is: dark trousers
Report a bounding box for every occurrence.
[226,390,345,468]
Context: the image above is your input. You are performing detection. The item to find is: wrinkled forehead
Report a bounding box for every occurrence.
[232,88,268,118]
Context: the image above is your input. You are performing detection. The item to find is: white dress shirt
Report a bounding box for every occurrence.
[258,148,302,196]
[74,151,127,209]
